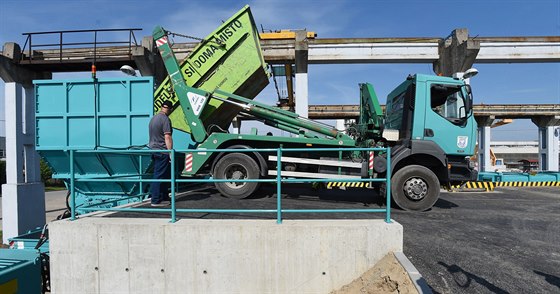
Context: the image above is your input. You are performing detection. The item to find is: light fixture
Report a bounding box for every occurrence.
[462,68,479,80]
[120,65,137,77]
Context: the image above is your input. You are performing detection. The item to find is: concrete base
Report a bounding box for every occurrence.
[1,183,45,244]
[50,218,402,294]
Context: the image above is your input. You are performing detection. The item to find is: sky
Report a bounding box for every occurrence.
[1,0,559,141]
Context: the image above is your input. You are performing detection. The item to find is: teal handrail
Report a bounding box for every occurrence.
[68,147,392,223]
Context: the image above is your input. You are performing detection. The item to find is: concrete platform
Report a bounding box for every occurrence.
[49,217,403,294]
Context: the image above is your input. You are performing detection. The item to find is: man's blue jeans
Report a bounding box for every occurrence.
[151,153,170,204]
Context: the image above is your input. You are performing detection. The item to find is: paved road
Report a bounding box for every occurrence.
[394,187,560,294]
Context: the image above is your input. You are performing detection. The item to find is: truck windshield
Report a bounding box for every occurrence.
[430,84,467,123]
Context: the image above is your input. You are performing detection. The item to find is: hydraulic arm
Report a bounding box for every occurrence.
[153,26,209,142]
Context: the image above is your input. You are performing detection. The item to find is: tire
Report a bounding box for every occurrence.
[391,165,440,211]
[213,153,261,199]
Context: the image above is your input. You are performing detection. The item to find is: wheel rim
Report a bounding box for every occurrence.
[223,163,247,189]
[403,177,428,201]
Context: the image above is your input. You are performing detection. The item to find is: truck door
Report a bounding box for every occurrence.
[423,82,476,156]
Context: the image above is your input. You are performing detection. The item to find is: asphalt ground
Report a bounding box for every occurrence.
[397,187,560,294]
[107,184,560,293]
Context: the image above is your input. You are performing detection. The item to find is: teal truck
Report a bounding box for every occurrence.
[151,6,478,211]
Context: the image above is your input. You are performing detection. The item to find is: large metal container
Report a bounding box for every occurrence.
[34,77,154,212]
[153,5,270,134]
[0,250,42,293]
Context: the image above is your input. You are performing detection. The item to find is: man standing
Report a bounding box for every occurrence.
[149,100,174,206]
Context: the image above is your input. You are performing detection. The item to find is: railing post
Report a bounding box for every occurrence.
[70,149,76,220]
[385,147,391,223]
[139,154,143,196]
[93,31,97,65]
[170,149,176,223]
[28,35,32,61]
[276,147,282,224]
[59,32,63,62]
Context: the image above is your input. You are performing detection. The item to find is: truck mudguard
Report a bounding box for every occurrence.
[391,140,448,179]
[210,144,268,177]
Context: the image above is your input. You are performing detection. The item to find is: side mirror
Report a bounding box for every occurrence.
[463,84,473,113]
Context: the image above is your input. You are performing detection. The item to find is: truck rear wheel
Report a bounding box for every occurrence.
[391,165,440,211]
[213,153,260,199]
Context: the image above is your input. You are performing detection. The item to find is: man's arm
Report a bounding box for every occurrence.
[164,133,173,150]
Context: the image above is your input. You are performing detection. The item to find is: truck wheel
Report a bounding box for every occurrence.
[214,153,260,199]
[391,165,440,211]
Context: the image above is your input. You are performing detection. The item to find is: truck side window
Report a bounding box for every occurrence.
[430,84,466,123]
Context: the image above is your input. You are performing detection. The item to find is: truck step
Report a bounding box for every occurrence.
[268,170,361,179]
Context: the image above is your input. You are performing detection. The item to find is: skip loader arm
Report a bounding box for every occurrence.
[153,26,208,143]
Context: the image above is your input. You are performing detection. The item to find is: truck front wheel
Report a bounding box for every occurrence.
[213,153,260,199]
[391,165,440,211]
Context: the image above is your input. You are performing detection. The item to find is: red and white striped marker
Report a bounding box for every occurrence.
[369,151,374,171]
[184,153,193,172]
[155,36,168,47]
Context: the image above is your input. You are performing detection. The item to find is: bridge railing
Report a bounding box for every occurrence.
[66,147,392,224]
[20,28,142,62]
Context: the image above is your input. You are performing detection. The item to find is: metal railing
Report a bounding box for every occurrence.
[20,28,142,62]
[67,147,392,223]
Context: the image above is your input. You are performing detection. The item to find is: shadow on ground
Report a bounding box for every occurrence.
[438,262,508,294]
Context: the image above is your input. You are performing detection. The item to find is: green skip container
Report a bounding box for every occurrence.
[153,5,270,134]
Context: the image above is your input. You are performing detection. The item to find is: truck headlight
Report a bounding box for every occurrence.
[466,156,475,169]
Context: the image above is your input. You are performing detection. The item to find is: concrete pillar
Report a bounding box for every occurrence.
[0,43,52,86]
[295,73,308,117]
[335,119,346,131]
[531,116,560,171]
[1,83,46,244]
[475,116,495,172]
[433,28,480,76]
[133,36,167,89]
[294,30,309,118]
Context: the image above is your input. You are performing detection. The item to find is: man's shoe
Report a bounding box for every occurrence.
[151,201,170,207]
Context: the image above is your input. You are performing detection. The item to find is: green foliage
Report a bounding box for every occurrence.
[40,159,65,187]
[0,159,62,187]
[40,159,53,183]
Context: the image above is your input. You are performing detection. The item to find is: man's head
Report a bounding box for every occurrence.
[161,101,173,115]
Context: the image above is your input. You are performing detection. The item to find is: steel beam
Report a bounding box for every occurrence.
[296,104,560,120]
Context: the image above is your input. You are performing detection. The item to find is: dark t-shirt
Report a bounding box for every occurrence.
[149,113,172,150]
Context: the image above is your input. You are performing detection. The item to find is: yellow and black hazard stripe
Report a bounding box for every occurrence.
[326,182,367,189]
[496,181,560,187]
[455,181,560,192]
[463,181,497,191]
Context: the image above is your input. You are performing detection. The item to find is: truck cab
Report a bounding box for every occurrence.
[384,74,478,210]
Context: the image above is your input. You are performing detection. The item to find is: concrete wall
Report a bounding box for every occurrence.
[49,218,403,294]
